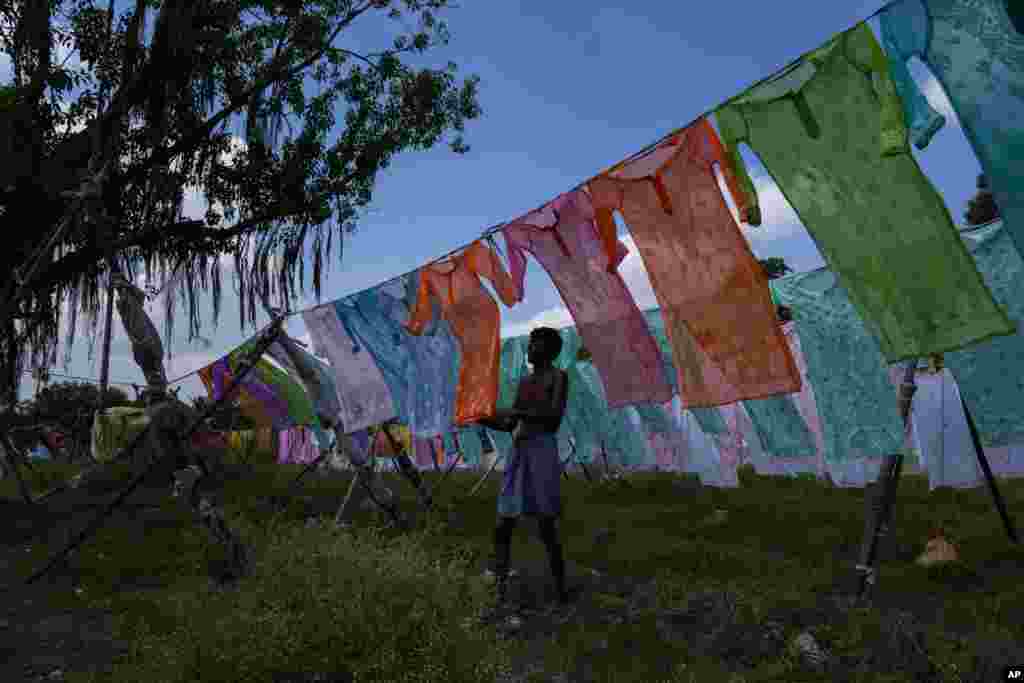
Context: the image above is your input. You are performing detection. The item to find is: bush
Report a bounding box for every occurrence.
[110,522,514,682]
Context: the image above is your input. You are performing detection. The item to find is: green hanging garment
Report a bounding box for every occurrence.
[715,22,1013,362]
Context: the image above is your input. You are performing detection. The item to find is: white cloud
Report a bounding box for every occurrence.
[501,307,575,339]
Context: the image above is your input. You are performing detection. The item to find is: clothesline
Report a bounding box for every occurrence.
[20,369,143,388]
[269,2,896,321]
[80,2,900,390]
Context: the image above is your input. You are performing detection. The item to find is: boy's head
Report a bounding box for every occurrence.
[528,327,563,366]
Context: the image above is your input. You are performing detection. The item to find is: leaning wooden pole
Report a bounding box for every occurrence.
[0,431,34,504]
[960,392,1018,543]
[25,319,285,585]
[856,360,917,601]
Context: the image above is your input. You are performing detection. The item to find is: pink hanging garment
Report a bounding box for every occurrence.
[503,189,672,408]
[277,428,291,464]
[413,436,436,468]
[589,117,801,408]
[278,426,319,465]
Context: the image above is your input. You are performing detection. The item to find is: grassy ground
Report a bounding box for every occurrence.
[0,454,1022,682]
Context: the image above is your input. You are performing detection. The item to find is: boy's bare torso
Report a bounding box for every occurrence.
[512,367,564,442]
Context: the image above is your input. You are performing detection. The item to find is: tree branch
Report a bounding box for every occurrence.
[118,0,378,190]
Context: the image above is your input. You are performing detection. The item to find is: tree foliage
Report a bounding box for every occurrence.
[759,257,792,280]
[0,0,481,405]
[964,173,1000,227]
[22,380,131,451]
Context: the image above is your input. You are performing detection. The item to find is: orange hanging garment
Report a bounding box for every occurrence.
[588,117,801,408]
[406,239,521,424]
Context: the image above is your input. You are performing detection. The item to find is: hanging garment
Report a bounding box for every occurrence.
[406,239,520,425]
[198,346,324,445]
[412,436,438,468]
[645,402,689,471]
[771,270,905,464]
[334,275,460,438]
[672,400,731,487]
[887,364,922,465]
[879,0,1024,256]
[590,118,801,407]
[347,429,372,467]
[303,303,396,433]
[234,337,327,446]
[742,384,816,459]
[573,360,654,468]
[642,308,729,433]
[266,335,342,432]
[714,405,744,488]
[738,400,819,478]
[782,323,830,479]
[371,422,412,458]
[944,220,1024,447]
[635,401,677,434]
[455,427,485,467]
[503,189,672,408]
[976,441,1024,478]
[278,426,320,465]
[908,370,984,490]
[715,22,1013,362]
[483,336,530,463]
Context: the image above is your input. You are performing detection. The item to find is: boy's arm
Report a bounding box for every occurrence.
[477,415,516,432]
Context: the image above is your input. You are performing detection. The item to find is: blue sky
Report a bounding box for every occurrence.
[8,1,984,402]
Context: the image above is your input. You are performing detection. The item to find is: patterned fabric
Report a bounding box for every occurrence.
[738,402,820,478]
[590,118,801,407]
[498,433,563,518]
[198,345,324,448]
[455,427,485,467]
[303,303,396,433]
[278,426,320,465]
[334,275,460,437]
[503,188,672,408]
[782,323,830,478]
[347,429,372,467]
[944,221,1024,446]
[671,399,730,486]
[716,22,1013,362]
[483,335,530,462]
[909,370,984,490]
[880,0,1024,257]
[642,308,728,434]
[407,240,520,424]
[771,270,905,463]
[266,336,341,428]
[571,360,654,467]
[742,387,816,458]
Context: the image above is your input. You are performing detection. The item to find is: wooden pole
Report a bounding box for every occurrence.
[468,449,505,498]
[856,360,917,601]
[0,431,34,504]
[25,319,286,585]
[960,392,1018,543]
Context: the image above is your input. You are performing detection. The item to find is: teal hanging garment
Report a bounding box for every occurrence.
[945,220,1024,446]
